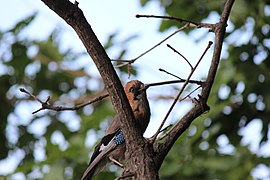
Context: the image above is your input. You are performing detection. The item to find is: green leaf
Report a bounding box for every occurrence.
[9,12,37,35]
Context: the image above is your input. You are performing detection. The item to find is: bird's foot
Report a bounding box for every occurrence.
[109,157,124,168]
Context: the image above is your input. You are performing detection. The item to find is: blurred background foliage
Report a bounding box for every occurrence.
[0,0,270,179]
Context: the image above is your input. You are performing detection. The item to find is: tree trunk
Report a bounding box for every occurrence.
[123,140,159,179]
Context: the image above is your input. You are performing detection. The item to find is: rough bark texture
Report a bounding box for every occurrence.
[40,0,235,179]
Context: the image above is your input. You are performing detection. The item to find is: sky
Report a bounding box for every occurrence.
[0,0,269,179]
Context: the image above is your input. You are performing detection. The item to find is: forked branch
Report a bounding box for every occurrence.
[112,23,190,69]
[20,88,109,114]
[151,41,213,143]
[154,0,235,169]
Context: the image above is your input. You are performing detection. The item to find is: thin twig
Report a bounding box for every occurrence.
[136,14,215,30]
[19,88,109,114]
[111,59,131,63]
[114,23,191,68]
[19,88,44,104]
[155,1,235,167]
[142,79,204,92]
[159,68,183,80]
[151,41,213,143]
[146,79,203,87]
[136,14,199,25]
[153,86,202,141]
[181,86,202,102]
[152,124,173,138]
[20,77,203,114]
[147,124,173,141]
[194,41,213,70]
[166,44,193,69]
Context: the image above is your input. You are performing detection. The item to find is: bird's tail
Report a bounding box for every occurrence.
[81,132,121,180]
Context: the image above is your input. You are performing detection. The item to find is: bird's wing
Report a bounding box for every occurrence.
[105,114,121,135]
[81,129,124,180]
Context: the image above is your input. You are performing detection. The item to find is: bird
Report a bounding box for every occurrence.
[81,80,151,180]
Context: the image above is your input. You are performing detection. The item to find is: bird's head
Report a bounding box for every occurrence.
[124,80,150,133]
[124,80,147,105]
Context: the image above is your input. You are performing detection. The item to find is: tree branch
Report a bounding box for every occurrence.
[20,78,202,114]
[112,23,190,68]
[154,0,235,169]
[136,14,215,30]
[151,41,212,143]
[166,44,193,70]
[40,0,144,162]
[19,88,109,114]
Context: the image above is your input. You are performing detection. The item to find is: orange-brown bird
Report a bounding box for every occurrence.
[81,80,150,180]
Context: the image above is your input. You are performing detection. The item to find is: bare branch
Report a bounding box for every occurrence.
[151,41,212,143]
[144,79,204,91]
[159,68,183,80]
[19,88,44,104]
[111,59,131,63]
[20,88,109,114]
[152,85,202,141]
[113,23,190,68]
[136,14,216,30]
[21,77,202,115]
[166,44,193,69]
[181,86,202,102]
[194,41,213,70]
[154,0,235,169]
[147,124,173,141]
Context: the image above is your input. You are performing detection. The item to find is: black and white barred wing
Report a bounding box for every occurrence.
[81,129,125,180]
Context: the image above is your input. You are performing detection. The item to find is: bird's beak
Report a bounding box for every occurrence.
[141,84,149,91]
[134,84,147,100]
[134,93,142,100]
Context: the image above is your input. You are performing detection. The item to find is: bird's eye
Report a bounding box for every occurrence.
[129,86,135,93]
